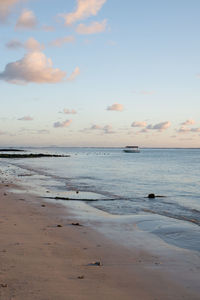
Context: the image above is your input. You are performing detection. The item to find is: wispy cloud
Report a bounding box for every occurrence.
[181,119,195,126]
[62,108,77,114]
[76,19,107,34]
[0,51,67,84]
[61,0,107,25]
[107,103,124,112]
[178,126,200,134]
[131,121,147,128]
[15,9,37,29]
[67,66,80,81]
[25,37,44,51]
[147,121,171,131]
[6,37,44,52]
[90,124,115,134]
[36,129,49,134]
[103,124,114,134]
[0,0,23,22]
[18,115,33,121]
[6,39,23,49]
[50,36,75,47]
[54,119,72,128]
[91,124,102,130]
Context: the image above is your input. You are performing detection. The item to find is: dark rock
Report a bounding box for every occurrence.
[71,222,82,226]
[89,261,102,266]
[57,224,62,227]
[41,204,46,207]
[148,193,155,198]
[77,275,84,279]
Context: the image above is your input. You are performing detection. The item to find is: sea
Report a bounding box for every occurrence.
[1,147,200,251]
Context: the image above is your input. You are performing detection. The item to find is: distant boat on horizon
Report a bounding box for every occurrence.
[123,146,140,153]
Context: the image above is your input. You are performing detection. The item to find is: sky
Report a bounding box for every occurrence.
[0,0,200,147]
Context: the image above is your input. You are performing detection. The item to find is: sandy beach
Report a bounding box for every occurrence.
[0,175,199,300]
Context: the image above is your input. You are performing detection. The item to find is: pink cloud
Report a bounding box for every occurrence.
[54,119,72,128]
[181,119,195,126]
[76,20,107,34]
[63,109,77,114]
[178,126,200,134]
[0,0,23,22]
[107,103,124,112]
[62,0,107,25]
[91,124,102,130]
[67,66,80,81]
[18,115,33,121]
[0,51,67,84]
[131,121,147,128]
[50,36,75,47]
[90,124,114,134]
[6,37,44,52]
[16,9,37,29]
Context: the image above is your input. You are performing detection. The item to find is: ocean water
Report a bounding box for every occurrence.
[2,147,200,227]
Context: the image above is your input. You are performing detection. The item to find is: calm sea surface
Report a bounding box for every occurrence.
[2,147,200,227]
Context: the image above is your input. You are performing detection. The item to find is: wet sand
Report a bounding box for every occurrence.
[0,181,200,300]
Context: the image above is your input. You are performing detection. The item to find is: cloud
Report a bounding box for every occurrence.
[90,124,114,134]
[0,51,67,84]
[178,126,200,134]
[36,129,49,134]
[6,39,23,49]
[76,19,106,34]
[107,103,124,112]
[177,126,190,134]
[139,128,148,133]
[67,66,80,81]
[181,119,195,126]
[54,119,72,128]
[190,128,200,132]
[62,0,107,25]
[25,37,44,51]
[0,0,22,22]
[131,121,147,128]
[6,37,44,52]
[147,121,171,131]
[103,124,114,134]
[18,115,33,121]
[63,108,77,114]
[16,9,37,29]
[90,124,102,130]
[50,36,75,47]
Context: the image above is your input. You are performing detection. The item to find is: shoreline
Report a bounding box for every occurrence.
[0,177,200,299]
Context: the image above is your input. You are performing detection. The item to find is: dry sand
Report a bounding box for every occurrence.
[0,182,199,300]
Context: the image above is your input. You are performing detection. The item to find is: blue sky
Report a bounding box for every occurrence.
[0,0,200,147]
